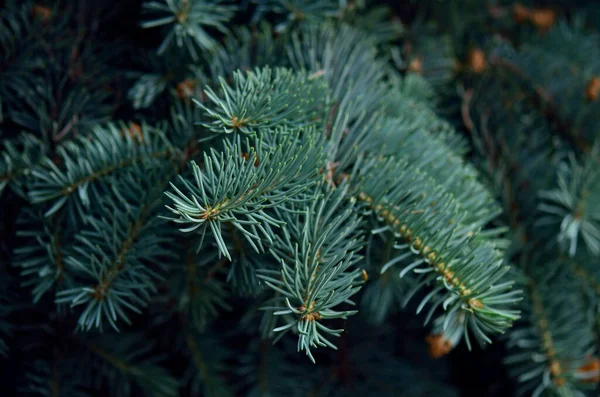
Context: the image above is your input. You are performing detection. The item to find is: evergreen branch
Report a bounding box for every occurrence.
[197,66,328,135]
[169,248,232,332]
[55,169,177,331]
[286,24,388,120]
[27,122,173,217]
[23,358,90,397]
[183,331,233,396]
[83,335,179,397]
[208,23,279,81]
[538,149,600,257]
[140,0,237,59]
[126,46,193,110]
[257,185,365,362]
[570,260,600,297]
[237,340,297,397]
[0,2,46,122]
[489,23,600,153]
[0,132,45,198]
[253,0,343,33]
[13,210,73,303]
[505,266,597,397]
[372,114,504,238]
[9,73,116,142]
[353,156,521,348]
[164,131,321,259]
[467,71,558,243]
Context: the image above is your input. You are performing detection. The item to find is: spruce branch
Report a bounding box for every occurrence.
[538,150,600,257]
[208,23,279,81]
[197,66,328,135]
[182,331,233,396]
[23,358,89,397]
[27,122,174,217]
[237,340,298,397]
[353,156,521,348]
[505,264,597,397]
[83,335,179,397]
[372,114,504,239]
[253,0,343,33]
[286,24,388,119]
[140,0,237,59]
[488,22,600,152]
[0,132,45,198]
[169,248,232,332]
[13,210,74,303]
[55,169,177,331]
[164,131,321,259]
[257,185,365,363]
[0,1,45,122]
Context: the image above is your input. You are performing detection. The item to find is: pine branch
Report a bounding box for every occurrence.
[505,265,597,396]
[0,132,45,198]
[13,210,73,303]
[538,149,600,257]
[183,331,233,397]
[55,169,177,331]
[140,0,237,59]
[164,131,321,259]
[488,22,600,153]
[169,248,232,332]
[27,122,174,217]
[83,335,179,397]
[371,112,504,240]
[197,66,328,135]
[257,185,365,362]
[353,155,521,348]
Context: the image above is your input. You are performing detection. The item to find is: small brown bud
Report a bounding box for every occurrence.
[512,4,531,23]
[585,76,600,102]
[32,4,52,21]
[425,334,453,359]
[242,152,259,167]
[577,357,600,384]
[123,123,143,143]
[176,78,196,99]
[468,48,486,74]
[408,57,423,74]
[530,8,557,32]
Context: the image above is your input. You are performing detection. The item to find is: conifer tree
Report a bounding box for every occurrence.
[0,1,599,396]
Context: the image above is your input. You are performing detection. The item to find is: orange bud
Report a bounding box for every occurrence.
[512,4,531,23]
[468,48,486,74]
[425,334,453,359]
[577,357,600,384]
[530,8,557,32]
[241,152,258,167]
[585,76,600,102]
[176,79,196,99]
[32,4,52,21]
[362,270,369,281]
[123,123,143,143]
[408,57,423,74]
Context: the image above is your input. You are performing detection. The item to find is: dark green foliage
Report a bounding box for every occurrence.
[2,1,600,396]
[141,0,237,58]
